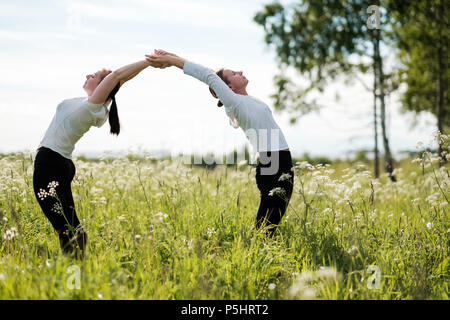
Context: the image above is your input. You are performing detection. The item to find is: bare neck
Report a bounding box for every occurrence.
[234,88,248,95]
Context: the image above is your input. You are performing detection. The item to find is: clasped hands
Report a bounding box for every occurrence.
[145,49,177,69]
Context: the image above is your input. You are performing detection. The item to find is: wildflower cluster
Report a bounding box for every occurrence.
[3,227,18,241]
[37,181,59,200]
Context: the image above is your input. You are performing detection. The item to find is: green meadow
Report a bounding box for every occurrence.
[0,140,448,300]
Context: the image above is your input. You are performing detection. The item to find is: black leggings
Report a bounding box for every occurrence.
[33,147,81,241]
[255,150,294,235]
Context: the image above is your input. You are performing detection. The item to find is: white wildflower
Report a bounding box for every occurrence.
[238,160,247,168]
[269,187,285,197]
[182,237,193,248]
[347,245,358,254]
[48,187,57,197]
[352,181,361,191]
[51,202,63,214]
[298,161,315,171]
[3,227,18,240]
[207,227,216,237]
[278,173,292,182]
[155,212,169,221]
[314,174,331,183]
[37,188,49,200]
[425,194,439,206]
[47,181,59,189]
[268,283,277,290]
[426,222,433,230]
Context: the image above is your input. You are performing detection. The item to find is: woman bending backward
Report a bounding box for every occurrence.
[33,57,162,256]
[146,50,294,236]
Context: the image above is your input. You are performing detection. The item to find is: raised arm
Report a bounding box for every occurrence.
[145,51,240,107]
[88,59,151,104]
[119,70,140,87]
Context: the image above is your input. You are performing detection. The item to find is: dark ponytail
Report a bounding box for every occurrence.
[108,82,121,136]
[209,87,223,107]
[209,68,228,107]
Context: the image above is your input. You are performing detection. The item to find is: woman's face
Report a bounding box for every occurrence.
[222,69,248,92]
[83,71,102,96]
[83,70,109,96]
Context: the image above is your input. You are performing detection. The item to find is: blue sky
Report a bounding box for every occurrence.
[0,0,438,159]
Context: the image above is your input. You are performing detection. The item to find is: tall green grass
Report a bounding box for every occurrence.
[0,138,448,299]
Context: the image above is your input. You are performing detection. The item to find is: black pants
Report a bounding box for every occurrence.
[33,147,82,248]
[255,150,294,235]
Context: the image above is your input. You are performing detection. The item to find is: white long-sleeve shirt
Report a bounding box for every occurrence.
[183,60,289,157]
[39,97,110,159]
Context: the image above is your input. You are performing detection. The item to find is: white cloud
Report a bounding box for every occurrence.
[59,0,256,32]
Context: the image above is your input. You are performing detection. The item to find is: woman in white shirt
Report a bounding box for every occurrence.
[146,50,294,236]
[33,57,163,257]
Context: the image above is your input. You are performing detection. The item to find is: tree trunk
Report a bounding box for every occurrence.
[436,0,446,166]
[437,46,446,166]
[373,36,380,178]
[375,28,396,182]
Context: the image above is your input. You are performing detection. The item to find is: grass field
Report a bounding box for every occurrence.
[0,138,448,300]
